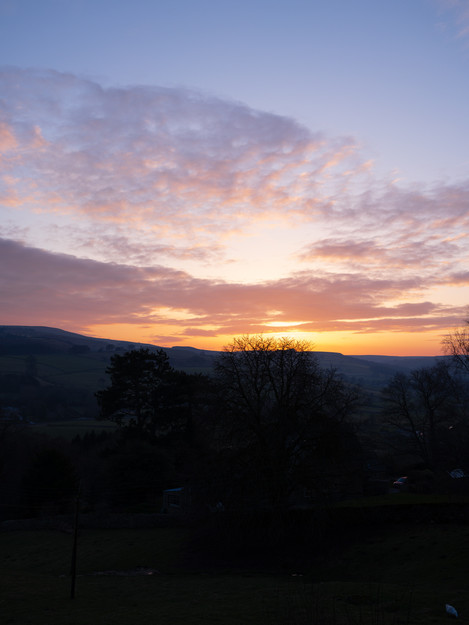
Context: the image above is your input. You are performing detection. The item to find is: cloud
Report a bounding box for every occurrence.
[47,221,224,266]
[1,67,469,352]
[435,0,469,39]
[296,179,469,284]
[3,68,467,270]
[0,237,462,342]
[299,232,464,272]
[0,67,363,245]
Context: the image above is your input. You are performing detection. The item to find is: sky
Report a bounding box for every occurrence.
[1,0,469,356]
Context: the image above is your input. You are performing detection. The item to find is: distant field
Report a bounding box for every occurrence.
[0,355,26,374]
[29,419,118,439]
[0,352,111,390]
[1,515,469,624]
[34,354,110,389]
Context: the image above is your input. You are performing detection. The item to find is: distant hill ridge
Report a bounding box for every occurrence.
[0,325,443,389]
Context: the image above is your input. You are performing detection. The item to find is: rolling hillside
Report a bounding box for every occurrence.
[0,325,444,421]
[0,325,443,386]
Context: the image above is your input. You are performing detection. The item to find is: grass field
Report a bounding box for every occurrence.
[1,518,469,624]
[0,353,110,390]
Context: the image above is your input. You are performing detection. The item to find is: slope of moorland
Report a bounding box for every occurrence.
[0,325,442,382]
[0,325,444,421]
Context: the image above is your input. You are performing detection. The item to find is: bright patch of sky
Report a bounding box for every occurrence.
[1,0,469,354]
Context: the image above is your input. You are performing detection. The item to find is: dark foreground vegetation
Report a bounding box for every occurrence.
[2,323,469,623]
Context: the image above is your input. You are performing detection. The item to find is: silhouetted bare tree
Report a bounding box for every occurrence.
[382,360,466,469]
[442,316,469,375]
[214,335,361,509]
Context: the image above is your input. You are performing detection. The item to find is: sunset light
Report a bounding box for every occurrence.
[1,1,469,356]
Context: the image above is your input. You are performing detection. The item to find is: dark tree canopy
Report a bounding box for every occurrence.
[381,360,467,469]
[96,348,173,438]
[21,448,78,516]
[214,335,361,508]
[96,348,213,443]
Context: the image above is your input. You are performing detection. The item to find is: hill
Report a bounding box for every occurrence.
[0,324,443,385]
[0,325,444,421]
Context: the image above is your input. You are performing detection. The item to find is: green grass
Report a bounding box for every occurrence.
[1,520,469,624]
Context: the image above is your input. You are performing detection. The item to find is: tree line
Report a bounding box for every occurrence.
[2,321,469,521]
[95,335,363,512]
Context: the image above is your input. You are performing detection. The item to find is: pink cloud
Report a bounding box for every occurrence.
[2,69,468,272]
[0,122,18,152]
[1,68,469,354]
[0,237,462,341]
[0,68,360,237]
[299,234,463,272]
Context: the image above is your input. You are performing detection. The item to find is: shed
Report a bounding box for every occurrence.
[162,487,190,515]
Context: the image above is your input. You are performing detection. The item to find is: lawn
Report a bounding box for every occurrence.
[1,519,468,624]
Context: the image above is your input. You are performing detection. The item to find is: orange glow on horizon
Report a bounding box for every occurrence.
[83,323,445,357]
